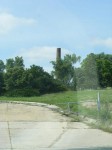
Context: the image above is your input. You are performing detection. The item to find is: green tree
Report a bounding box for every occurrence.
[4,56,25,95]
[25,65,66,94]
[14,56,24,68]
[4,63,66,96]
[0,72,4,95]
[5,58,14,71]
[4,67,25,91]
[0,60,5,72]
[96,53,112,88]
[77,53,112,89]
[6,56,24,71]
[81,53,98,89]
[75,68,85,90]
[0,60,5,94]
[51,54,80,90]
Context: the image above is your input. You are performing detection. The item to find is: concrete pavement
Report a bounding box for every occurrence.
[0,102,112,150]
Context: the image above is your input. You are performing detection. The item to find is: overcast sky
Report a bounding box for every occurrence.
[0,0,112,72]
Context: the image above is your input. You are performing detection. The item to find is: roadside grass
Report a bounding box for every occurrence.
[0,89,112,103]
[0,89,112,132]
[0,91,77,104]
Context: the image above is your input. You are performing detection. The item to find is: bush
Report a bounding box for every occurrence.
[52,80,67,92]
[5,88,40,97]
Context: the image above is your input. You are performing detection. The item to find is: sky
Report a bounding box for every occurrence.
[0,0,112,72]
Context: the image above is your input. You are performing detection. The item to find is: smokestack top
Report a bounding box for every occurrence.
[56,48,61,61]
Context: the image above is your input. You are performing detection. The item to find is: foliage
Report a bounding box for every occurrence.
[0,60,5,72]
[76,53,112,89]
[96,53,112,88]
[0,60,5,95]
[51,54,80,90]
[4,67,25,90]
[0,72,4,95]
[3,57,66,96]
[22,65,66,94]
[75,68,86,89]
[5,88,40,97]
[76,53,98,89]
[6,56,24,71]
[0,52,112,96]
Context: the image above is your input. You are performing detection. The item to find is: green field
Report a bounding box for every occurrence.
[0,89,112,132]
[0,89,112,103]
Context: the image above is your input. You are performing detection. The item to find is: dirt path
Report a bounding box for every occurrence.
[0,102,112,150]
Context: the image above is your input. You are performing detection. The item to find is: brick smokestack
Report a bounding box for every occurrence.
[56,48,61,61]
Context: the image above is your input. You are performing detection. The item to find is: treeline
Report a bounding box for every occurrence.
[51,52,112,90]
[76,53,112,89]
[0,56,66,97]
[0,53,111,97]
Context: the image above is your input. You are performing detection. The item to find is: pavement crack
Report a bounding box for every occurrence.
[7,121,13,150]
[48,128,67,148]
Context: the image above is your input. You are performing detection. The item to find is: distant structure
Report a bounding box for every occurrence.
[56,48,61,61]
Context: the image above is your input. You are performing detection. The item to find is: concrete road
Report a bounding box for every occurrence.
[0,102,112,150]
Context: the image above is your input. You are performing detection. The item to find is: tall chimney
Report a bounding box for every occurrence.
[56,48,61,61]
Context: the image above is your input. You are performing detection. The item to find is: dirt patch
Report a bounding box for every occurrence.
[82,101,97,108]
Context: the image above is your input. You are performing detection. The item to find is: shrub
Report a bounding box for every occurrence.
[5,88,40,97]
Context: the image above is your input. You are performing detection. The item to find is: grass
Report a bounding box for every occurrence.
[0,89,112,103]
[0,91,77,104]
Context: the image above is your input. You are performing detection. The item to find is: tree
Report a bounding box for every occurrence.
[51,54,80,90]
[78,53,112,89]
[6,56,24,71]
[4,62,66,96]
[4,56,26,95]
[0,60,5,72]
[5,58,14,71]
[4,67,25,91]
[81,53,98,89]
[75,68,86,89]
[0,60,5,94]
[0,72,4,95]
[96,53,112,88]
[25,65,66,94]
[14,56,24,68]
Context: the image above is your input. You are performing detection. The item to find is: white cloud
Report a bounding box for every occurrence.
[92,37,112,48]
[19,46,72,61]
[0,12,36,34]
[17,46,73,72]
